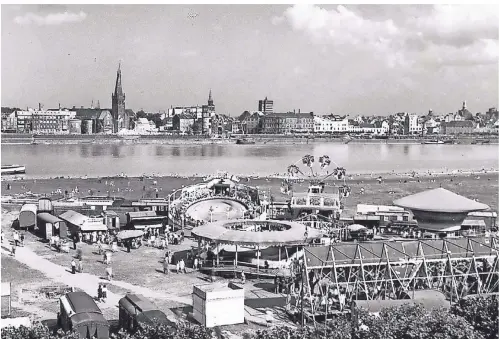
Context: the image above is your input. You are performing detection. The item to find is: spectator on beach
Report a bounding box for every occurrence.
[180,259,186,273]
[20,233,25,246]
[194,257,199,270]
[1,230,4,243]
[78,259,83,273]
[73,236,77,250]
[11,244,16,257]
[176,261,180,274]
[71,259,76,274]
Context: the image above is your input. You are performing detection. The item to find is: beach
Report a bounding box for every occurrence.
[2,169,498,214]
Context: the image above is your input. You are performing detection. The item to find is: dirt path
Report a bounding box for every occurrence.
[0,242,192,314]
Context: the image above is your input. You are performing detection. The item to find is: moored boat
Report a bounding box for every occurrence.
[236,138,256,145]
[422,140,444,144]
[1,165,26,175]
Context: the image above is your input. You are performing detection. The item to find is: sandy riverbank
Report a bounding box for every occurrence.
[2,169,498,214]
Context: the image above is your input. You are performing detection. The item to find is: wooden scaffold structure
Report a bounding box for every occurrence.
[292,236,499,323]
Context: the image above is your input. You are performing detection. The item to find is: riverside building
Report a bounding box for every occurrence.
[12,108,76,134]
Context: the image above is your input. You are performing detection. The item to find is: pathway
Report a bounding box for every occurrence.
[1,240,283,327]
[0,242,192,313]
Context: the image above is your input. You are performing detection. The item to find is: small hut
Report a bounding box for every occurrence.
[37,213,68,239]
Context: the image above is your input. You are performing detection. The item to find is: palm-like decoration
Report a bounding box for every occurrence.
[302,154,315,176]
[287,164,302,177]
[333,167,346,180]
[319,155,331,169]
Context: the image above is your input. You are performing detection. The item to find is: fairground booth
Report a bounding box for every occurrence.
[118,294,172,332]
[393,188,490,237]
[58,210,107,238]
[37,213,68,240]
[125,211,166,232]
[59,292,109,339]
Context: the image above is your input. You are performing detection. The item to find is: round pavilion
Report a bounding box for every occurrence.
[191,219,322,273]
[393,188,489,234]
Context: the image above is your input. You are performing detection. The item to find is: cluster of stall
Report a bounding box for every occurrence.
[17,198,168,244]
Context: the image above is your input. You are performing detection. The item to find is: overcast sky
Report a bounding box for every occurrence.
[2,4,498,116]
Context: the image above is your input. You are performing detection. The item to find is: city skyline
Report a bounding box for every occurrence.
[1,4,498,116]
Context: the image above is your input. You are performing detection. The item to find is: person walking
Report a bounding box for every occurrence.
[20,233,25,247]
[13,231,19,247]
[97,284,102,302]
[101,284,107,302]
[106,267,113,281]
[78,259,83,273]
[180,259,186,274]
[71,259,76,274]
[163,257,169,274]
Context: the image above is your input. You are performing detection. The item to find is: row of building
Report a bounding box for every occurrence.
[1,61,497,136]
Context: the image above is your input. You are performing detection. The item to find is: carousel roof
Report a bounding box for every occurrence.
[191,219,322,246]
[393,188,489,213]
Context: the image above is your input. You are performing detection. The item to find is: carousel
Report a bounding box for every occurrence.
[167,172,261,230]
[191,219,323,277]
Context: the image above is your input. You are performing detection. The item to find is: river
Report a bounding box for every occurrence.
[1,143,498,178]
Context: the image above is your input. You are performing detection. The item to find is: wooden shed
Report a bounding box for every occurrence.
[37,213,68,239]
[59,210,107,236]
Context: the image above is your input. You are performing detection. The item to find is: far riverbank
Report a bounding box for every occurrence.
[2,133,498,146]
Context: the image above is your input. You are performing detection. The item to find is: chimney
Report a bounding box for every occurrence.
[299,109,301,114]
[59,103,61,110]
[293,109,295,113]
[81,106,84,109]
[38,103,41,110]
[73,106,76,109]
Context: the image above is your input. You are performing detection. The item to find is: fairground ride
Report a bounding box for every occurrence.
[288,236,499,324]
[270,154,351,231]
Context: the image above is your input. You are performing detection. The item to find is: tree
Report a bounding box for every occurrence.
[451,296,498,339]
[136,110,147,119]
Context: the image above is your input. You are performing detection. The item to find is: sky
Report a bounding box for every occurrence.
[1,4,498,116]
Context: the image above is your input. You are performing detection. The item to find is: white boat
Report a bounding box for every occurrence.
[422,140,444,144]
[1,165,26,175]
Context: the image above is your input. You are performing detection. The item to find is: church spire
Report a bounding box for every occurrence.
[208,89,213,106]
[114,62,124,97]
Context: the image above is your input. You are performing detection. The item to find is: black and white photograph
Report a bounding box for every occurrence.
[1,3,498,339]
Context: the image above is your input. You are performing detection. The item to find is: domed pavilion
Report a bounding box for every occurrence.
[393,188,489,235]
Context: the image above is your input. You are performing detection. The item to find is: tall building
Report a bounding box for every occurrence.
[258,97,273,114]
[111,63,127,132]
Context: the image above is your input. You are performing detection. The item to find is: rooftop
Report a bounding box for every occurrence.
[393,188,489,213]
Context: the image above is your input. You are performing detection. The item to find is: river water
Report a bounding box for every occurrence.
[1,143,498,178]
